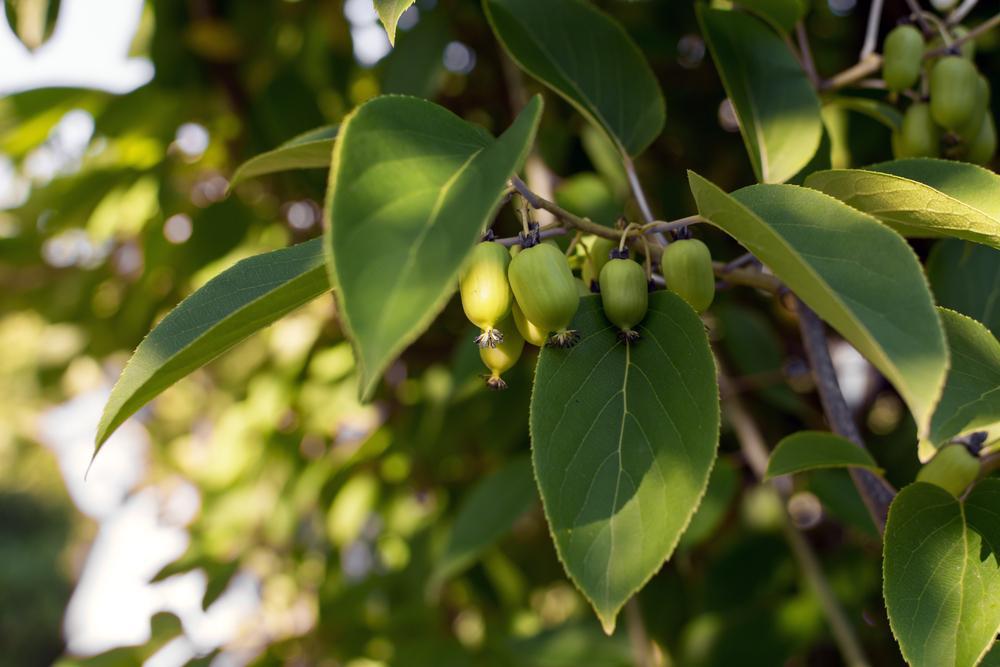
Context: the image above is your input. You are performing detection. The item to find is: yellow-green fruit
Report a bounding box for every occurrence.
[893,103,942,158]
[508,243,580,347]
[599,257,648,341]
[956,75,990,141]
[479,316,524,390]
[512,299,549,347]
[916,444,980,497]
[662,239,715,313]
[581,236,616,286]
[882,25,924,92]
[930,56,980,131]
[460,241,512,348]
[965,113,996,165]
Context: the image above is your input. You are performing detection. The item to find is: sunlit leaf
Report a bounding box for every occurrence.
[325,95,542,400]
[374,0,416,44]
[531,294,719,634]
[883,482,1000,667]
[96,239,329,449]
[689,172,948,439]
[698,6,822,183]
[230,125,337,187]
[765,431,881,479]
[484,0,665,157]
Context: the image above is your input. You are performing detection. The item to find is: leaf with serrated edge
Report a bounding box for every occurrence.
[95,238,329,449]
[689,171,947,439]
[884,482,1000,667]
[531,294,720,634]
[697,6,822,184]
[806,159,1000,249]
[927,309,1000,448]
[374,0,416,44]
[483,0,664,158]
[325,95,542,401]
[230,125,337,187]
[765,431,881,479]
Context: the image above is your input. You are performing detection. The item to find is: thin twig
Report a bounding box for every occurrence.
[496,228,568,247]
[720,374,872,667]
[795,300,896,532]
[905,0,932,35]
[820,54,883,91]
[924,12,1000,58]
[625,598,660,667]
[622,155,655,225]
[948,0,980,26]
[796,22,821,86]
[860,0,885,60]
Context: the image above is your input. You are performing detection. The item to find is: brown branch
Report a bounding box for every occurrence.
[924,12,1000,59]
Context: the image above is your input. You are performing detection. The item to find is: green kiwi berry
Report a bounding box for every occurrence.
[882,25,924,93]
[599,252,648,342]
[460,241,512,348]
[508,242,581,347]
[916,444,980,497]
[479,315,525,390]
[930,56,980,131]
[893,103,942,158]
[662,238,715,314]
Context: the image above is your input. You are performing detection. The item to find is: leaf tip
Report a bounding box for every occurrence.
[599,614,617,636]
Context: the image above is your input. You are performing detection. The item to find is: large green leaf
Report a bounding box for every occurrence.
[765,431,881,479]
[883,482,1000,667]
[325,95,542,400]
[697,6,823,184]
[483,0,665,157]
[374,0,416,44]
[806,159,1000,248]
[433,455,537,584]
[966,480,1000,564]
[927,309,1000,448]
[927,240,1000,337]
[736,0,808,32]
[230,125,337,187]
[95,239,329,448]
[531,293,719,634]
[689,172,948,439]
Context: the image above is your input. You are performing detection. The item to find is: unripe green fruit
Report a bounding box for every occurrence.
[460,241,512,348]
[512,299,549,347]
[662,239,715,314]
[882,25,924,92]
[965,113,996,165]
[599,256,648,341]
[956,75,990,141]
[930,56,980,131]
[581,236,616,287]
[916,444,980,497]
[508,243,580,347]
[479,315,524,390]
[929,0,957,11]
[893,103,942,158]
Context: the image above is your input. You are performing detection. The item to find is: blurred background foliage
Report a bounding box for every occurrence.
[0,0,997,665]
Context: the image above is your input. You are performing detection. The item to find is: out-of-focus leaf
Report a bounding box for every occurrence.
[806,159,1000,248]
[380,10,449,98]
[926,240,1000,337]
[230,125,337,187]
[531,294,719,633]
[95,239,329,449]
[484,0,665,157]
[883,482,1000,667]
[765,431,881,479]
[736,0,808,32]
[554,173,622,227]
[679,457,739,549]
[826,97,904,131]
[697,6,822,183]
[325,95,541,400]
[966,480,1000,564]
[689,172,948,439]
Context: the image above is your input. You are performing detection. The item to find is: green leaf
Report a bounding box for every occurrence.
[927,309,1000,448]
[531,293,720,633]
[689,172,948,439]
[805,159,1000,249]
[554,173,622,227]
[678,457,739,549]
[433,455,537,584]
[825,96,903,131]
[736,0,808,33]
[883,482,1000,667]
[325,95,542,400]
[483,0,665,157]
[927,240,1000,337]
[764,431,881,479]
[697,6,823,184]
[374,0,415,44]
[96,239,329,449]
[230,125,337,187]
[966,480,1000,564]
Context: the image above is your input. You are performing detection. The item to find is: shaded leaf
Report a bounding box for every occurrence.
[928,309,1000,448]
[927,240,1000,337]
[689,172,948,438]
[765,431,881,479]
[826,96,903,131]
[697,6,822,183]
[230,125,337,187]
[736,0,808,32]
[806,159,1000,248]
[374,0,415,44]
[433,455,537,583]
[531,293,719,633]
[966,480,1000,564]
[484,0,665,157]
[679,457,739,549]
[96,239,329,448]
[883,482,1000,667]
[325,95,542,400]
